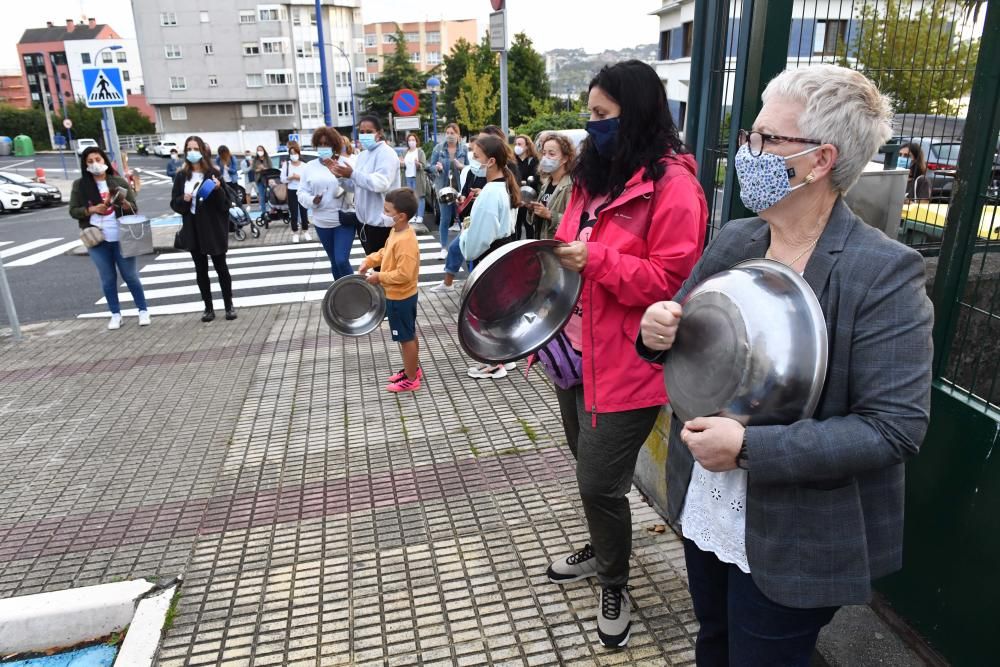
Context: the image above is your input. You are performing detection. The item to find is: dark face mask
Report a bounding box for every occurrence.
[585,117,620,158]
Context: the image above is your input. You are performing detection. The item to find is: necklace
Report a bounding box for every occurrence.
[766,237,818,267]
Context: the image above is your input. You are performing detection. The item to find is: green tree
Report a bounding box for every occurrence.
[361,27,426,127]
[441,38,474,128]
[514,111,585,139]
[507,33,550,127]
[850,0,980,114]
[455,69,498,132]
[0,104,52,149]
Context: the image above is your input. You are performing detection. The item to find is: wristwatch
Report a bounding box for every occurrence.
[736,429,749,470]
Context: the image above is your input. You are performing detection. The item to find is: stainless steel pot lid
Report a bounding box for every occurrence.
[458,240,582,364]
[664,259,828,426]
[321,275,386,337]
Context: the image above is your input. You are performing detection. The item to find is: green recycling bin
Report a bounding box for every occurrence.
[13,135,35,157]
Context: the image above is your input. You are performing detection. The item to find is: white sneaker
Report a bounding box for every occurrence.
[292,233,300,243]
[303,231,313,241]
[138,310,151,327]
[503,362,516,371]
[467,364,508,379]
[107,313,122,330]
[429,281,454,293]
[414,216,423,223]
[449,223,461,232]
[438,248,449,260]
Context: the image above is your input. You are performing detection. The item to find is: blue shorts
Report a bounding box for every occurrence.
[386,294,418,342]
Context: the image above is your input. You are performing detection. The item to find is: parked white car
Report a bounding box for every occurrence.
[0,184,30,213]
[75,138,99,156]
[153,141,178,157]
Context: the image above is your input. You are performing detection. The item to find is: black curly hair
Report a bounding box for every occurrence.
[572,60,687,198]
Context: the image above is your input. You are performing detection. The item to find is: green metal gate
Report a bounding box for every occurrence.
[683,0,999,662]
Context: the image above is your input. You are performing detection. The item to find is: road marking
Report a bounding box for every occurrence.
[5,239,83,267]
[152,239,441,259]
[0,238,63,259]
[0,241,12,248]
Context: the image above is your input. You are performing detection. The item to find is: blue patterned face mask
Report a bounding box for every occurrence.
[733,143,819,213]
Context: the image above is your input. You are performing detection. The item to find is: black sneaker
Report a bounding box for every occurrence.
[201,309,215,323]
[597,586,631,648]
[546,543,598,583]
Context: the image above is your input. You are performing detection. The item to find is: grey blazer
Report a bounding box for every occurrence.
[653,198,934,609]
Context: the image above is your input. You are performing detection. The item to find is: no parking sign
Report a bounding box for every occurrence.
[392,89,420,116]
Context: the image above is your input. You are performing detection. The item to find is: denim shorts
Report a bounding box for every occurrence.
[386,294,418,342]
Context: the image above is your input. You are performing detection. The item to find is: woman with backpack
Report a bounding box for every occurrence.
[171,135,237,323]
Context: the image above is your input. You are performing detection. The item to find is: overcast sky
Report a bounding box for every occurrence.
[2,0,661,70]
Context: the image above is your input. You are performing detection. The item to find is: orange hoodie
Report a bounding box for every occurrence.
[364,225,420,300]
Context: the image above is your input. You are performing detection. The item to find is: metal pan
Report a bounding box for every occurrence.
[321,275,386,337]
[663,259,828,426]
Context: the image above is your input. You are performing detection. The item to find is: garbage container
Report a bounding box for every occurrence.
[13,135,35,157]
[0,136,11,156]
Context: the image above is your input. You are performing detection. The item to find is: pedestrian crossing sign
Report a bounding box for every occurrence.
[82,67,126,108]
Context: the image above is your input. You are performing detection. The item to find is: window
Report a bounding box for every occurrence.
[298,72,319,87]
[292,10,301,26]
[122,70,131,81]
[204,44,215,55]
[266,71,290,85]
[409,52,421,64]
[382,34,395,44]
[364,34,376,48]
[405,32,419,43]
[258,7,285,22]
[242,103,258,117]
[200,11,209,23]
[260,102,293,116]
[310,11,317,25]
[302,101,320,116]
[102,52,113,63]
[246,73,263,87]
[682,21,693,58]
[208,75,218,87]
[243,43,260,56]
[169,105,187,120]
[165,45,182,59]
[160,12,177,26]
[296,41,316,58]
[356,71,366,83]
[426,31,440,44]
[169,76,187,90]
[426,51,441,65]
[658,30,671,61]
[814,20,848,56]
[239,10,256,24]
[334,71,350,86]
[261,39,286,54]
[336,101,350,116]
[81,53,90,64]
[116,52,127,63]
[366,56,378,66]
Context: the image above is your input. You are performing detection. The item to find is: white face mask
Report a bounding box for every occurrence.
[290,152,300,162]
[257,150,264,157]
[87,163,108,175]
[382,213,397,226]
[408,140,417,149]
[514,145,525,157]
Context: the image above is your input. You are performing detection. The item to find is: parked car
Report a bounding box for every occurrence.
[75,138,99,156]
[152,141,178,157]
[872,136,961,202]
[0,171,62,206]
[0,184,30,213]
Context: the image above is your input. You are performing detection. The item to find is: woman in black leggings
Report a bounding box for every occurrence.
[171,135,237,322]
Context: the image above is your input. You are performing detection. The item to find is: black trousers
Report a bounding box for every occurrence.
[287,189,309,232]
[191,253,233,310]
[358,223,392,256]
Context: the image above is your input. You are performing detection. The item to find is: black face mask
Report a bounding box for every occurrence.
[585,117,621,158]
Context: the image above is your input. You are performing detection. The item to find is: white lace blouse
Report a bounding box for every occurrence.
[680,462,750,573]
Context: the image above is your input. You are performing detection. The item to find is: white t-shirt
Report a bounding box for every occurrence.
[282,160,307,190]
[185,172,204,214]
[90,179,119,242]
[404,149,418,178]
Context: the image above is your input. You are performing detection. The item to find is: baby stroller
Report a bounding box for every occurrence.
[224,182,259,241]
[258,168,290,227]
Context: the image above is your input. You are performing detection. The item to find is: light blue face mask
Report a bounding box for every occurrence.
[186,151,202,164]
[468,157,487,178]
[317,147,334,160]
[359,133,377,150]
[897,156,912,170]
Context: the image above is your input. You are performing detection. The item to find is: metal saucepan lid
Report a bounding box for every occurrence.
[321,274,387,337]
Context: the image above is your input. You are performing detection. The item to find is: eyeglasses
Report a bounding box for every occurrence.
[738,129,823,157]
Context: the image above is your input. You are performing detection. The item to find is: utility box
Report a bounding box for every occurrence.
[0,136,11,156]
[12,135,35,157]
[843,162,909,240]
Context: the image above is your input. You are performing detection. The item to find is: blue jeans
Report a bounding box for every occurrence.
[315,224,355,279]
[683,539,838,666]
[256,182,268,213]
[438,202,455,247]
[444,234,466,276]
[89,240,147,313]
[405,177,427,219]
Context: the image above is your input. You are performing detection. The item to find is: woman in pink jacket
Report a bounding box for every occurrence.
[545,60,708,648]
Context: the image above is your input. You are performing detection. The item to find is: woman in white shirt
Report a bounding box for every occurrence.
[68,147,149,330]
[281,140,312,243]
[298,127,353,279]
[400,132,427,225]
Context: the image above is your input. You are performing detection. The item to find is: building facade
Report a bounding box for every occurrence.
[652,0,856,129]
[0,71,30,109]
[363,20,477,77]
[131,0,366,151]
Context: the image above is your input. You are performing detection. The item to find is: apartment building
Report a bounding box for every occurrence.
[363,19,477,77]
[132,0,366,150]
[652,0,855,128]
[0,70,30,109]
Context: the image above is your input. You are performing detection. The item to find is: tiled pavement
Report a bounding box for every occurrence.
[0,289,699,665]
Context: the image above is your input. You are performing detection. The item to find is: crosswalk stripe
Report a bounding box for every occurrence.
[0,241,13,248]
[154,238,442,259]
[5,239,83,267]
[0,238,63,259]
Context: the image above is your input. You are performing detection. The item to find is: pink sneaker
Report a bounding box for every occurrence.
[386,375,422,393]
[388,367,422,383]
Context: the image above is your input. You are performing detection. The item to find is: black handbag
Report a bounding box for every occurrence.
[173,230,187,251]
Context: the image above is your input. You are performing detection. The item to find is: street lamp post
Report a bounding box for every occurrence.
[93,45,124,169]
[28,54,57,150]
[315,0,333,127]
[426,76,440,144]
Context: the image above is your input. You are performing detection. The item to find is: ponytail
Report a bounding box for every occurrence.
[476,134,521,208]
[502,164,521,209]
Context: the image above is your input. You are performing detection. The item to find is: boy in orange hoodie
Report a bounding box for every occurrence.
[359,188,422,392]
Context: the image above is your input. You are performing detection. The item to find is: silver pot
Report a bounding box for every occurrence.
[519,185,538,205]
[663,259,828,425]
[321,275,386,337]
[437,186,458,204]
[458,240,582,364]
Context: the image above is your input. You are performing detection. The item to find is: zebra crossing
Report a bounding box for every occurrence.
[76,234,455,319]
[0,238,83,267]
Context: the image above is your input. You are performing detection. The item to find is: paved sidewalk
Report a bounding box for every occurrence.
[0,291,699,665]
